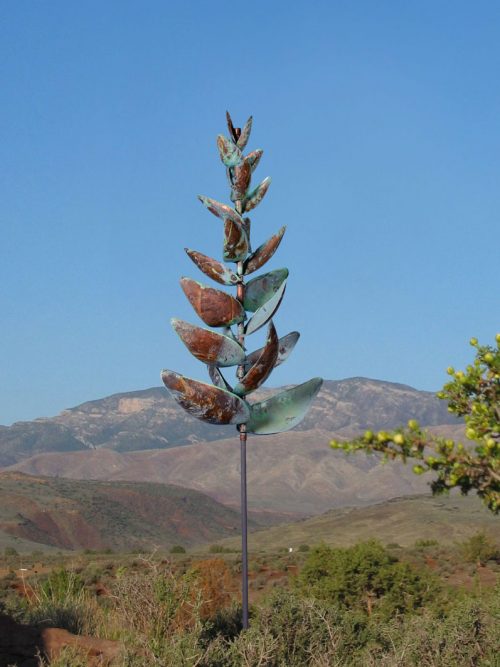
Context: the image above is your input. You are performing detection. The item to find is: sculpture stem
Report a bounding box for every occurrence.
[235,199,249,630]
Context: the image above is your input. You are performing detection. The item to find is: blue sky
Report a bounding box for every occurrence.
[1,1,499,425]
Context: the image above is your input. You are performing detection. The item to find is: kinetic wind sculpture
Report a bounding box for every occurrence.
[161,112,322,628]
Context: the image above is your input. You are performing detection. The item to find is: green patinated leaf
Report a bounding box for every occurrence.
[244,268,288,312]
[217,134,243,167]
[247,377,323,434]
[245,279,287,335]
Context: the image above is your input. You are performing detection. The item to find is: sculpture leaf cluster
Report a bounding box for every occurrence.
[161,112,322,435]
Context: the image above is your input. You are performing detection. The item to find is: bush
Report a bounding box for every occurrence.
[461,532,499,565]
[298,544,310,552]
[296,540,440,619]
[170,545,186,554]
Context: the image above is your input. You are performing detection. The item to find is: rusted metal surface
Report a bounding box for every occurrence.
[234,322,279,395]
[208,364,232,392]
[243,177,271,213]
[226,110,240,143]
[244,268,289,312]
[245,278,287,335]
[171,318,245,367]
[217,134,243,167]
[180,277,245,327]
[236,116,253,150]
[245,149,263,173]
[247,377,323,434]
[230,159,252,201]
[198,195,249,262]
[244,330,300,373]
[185,248,240,286]
[161,369,250,425]
[244,226,286,275]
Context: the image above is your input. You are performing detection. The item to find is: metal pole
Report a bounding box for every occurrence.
[235,196,249,629]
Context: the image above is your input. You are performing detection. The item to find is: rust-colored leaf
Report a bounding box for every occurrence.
[243,177,271,213]
[246,149,263,173]
[234,322,279,396]
[217,135,243,167]
[171,318,245,367]
[244,331,300,373]
[185,249,240,286]
[223,219,249,262]
[161,370,250,425]
[236,116,253,150]
[230,159,252,201]
[198,195,244,226]
[180,277,245,327]
[244,226,286,275]
[226,110,238,143]
[244,268,289,312]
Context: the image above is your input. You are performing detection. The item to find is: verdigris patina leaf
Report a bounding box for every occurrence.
[237,116,253,150]
[171,318,245,367]
[185,249,240,286]
[247,377,323,434]
[243,177,271,213]
[244,268,289,312]
[208,365,233,392]
[245,279,287,335]
[244,226,286,275]
[234,322,279,396]
[180,277,245,327]
[217,134,243,167]
[161,370,249,425]
[246,149,263,173]
[244,331,300,373]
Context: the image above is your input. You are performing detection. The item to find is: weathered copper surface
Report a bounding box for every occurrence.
[245,279,287,335]
[223,219,249,262]
[244,268,289,312]
[236,116,253,150]
[217,134,243,167]
[180,277,245,327]
[247,377,323,434]
[234,322,278,396]
[246,149,263,173]
[226,110,239,143]
[244,226,286,275]
[208,364,232,392]
[244,331,300,373]
[185,249,240,286]
[230,159,252,201]
[161,370,250,425]
[171,318,245,367]
[197,195,249,262]
[243,177,271,213]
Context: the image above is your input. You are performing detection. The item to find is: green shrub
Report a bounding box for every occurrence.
[461,531,499,565]
[170,545,186,554]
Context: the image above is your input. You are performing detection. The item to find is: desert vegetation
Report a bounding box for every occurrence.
[1,534,499,666]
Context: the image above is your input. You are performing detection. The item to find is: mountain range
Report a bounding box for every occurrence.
[1,378,464,518]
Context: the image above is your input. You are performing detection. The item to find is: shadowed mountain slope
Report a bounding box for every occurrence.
[0,471,255,553]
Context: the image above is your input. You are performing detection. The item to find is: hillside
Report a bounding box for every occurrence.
[0,472,256,553]
[0,378,458,467]
[219,493,500,551]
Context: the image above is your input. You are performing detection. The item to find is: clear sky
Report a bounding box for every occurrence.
[1,1,499,425]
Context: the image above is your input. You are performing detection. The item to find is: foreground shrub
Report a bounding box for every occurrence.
[296,540,440,619]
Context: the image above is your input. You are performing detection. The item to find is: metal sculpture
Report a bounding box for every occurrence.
[161,112,323,629]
